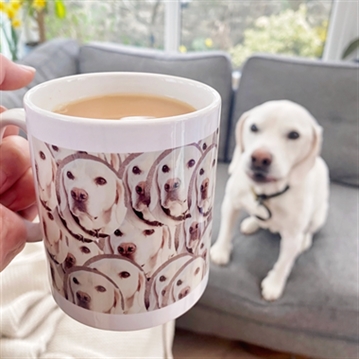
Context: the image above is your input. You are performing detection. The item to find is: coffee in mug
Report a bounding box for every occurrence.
[0,72,221,331]
[54,93,196,119]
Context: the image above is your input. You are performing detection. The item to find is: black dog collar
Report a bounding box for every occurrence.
[251,185,290,221]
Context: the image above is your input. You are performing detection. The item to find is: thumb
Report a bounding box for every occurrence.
[0,204,27,271]
[0,54,36,90]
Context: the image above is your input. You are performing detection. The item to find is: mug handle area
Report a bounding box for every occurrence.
[0,108,42,242]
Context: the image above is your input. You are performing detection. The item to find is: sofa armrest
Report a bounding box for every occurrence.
[1,38,80,108]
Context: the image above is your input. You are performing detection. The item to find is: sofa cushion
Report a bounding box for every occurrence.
[227,55,359,187]
[177,162,358,358]
[78,42,233,161]
[0,39,79,109]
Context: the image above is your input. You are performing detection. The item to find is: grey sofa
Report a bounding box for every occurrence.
[2,38,358,358]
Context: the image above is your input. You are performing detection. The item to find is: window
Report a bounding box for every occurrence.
[2,0,334,66]
[180,0,332,67]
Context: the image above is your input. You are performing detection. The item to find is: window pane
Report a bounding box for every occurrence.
[180,0,333,68]
[45,0,165,49]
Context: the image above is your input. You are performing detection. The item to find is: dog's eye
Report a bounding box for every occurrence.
[52,145,59,152]
[95,177,107,186]
[199,168,205,175]
[67,171,74,180]
[194,267,201,275]
[202,143,207,151]
[250,124,259,132]
[73,277,80,285]
[188,159,196,168]
[39,151,46,160]
[288,131,300,140]
[177,279,183,286]
[143,229,155,236]
[96,285,106,292]
[162,165,170,173]
[80,246,91,254]
[132,166,141,175]
[114,229,123,237]
[212,159,216,167]
[159,275,166,282]
[119,271,130,279]
[47,212,54,220]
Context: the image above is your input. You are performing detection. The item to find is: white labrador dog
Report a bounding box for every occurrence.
[210,100,329,301]
[66,267,124,314]
[148,145,202,225]
[57,154,127,238]
[86,256,147,314]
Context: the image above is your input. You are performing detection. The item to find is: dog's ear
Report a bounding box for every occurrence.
[228,111,250,175]
[46,158,58,211]
[114,178,127,225]
[134,273,146,310]
[289,123,323,185]
[111,288,122,314]
[149,169,160,213]
[58,170,68,216]
[162,225,170,250]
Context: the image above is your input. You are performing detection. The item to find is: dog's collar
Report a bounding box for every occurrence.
[133,208,163,227]
[58,211,107,242]
[71,212,109,239]
[161,205,191,222]
[39,198,52,212]
[251,185,290,221]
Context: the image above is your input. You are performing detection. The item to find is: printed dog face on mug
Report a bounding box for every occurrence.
[33,130,218,315]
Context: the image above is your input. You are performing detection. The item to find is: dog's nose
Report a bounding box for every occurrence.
[71,188,88,202]
[164,178,181,192]
[118,243,137,256]
[135,182,145,195]
[200,178,209,199]
[64,253,76,270]
[178,286,191,300]
[76,291,91,304]
[251,150,272,169]
[135,181,150,206]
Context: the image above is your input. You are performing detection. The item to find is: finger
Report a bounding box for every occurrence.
[0,106,20,136]
[0,135,31,194]
[0,204,27,272]
[0,54,35,90]
[0,167,36,212]
[18,204,38,221]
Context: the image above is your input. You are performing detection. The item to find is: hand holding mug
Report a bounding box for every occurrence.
[0,55,36,272]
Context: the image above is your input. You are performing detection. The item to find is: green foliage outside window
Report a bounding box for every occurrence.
[229,5,327,68]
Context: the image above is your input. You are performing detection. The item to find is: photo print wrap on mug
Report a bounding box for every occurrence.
[33,129,218,316]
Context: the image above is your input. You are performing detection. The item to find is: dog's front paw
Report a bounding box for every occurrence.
[210,242,231,266]
[261,270,285,301]
[240,216,260,235]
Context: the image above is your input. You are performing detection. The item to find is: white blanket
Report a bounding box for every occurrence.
[0,242,174,359]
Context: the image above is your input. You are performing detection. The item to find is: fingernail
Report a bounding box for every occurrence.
[17,64,36,73]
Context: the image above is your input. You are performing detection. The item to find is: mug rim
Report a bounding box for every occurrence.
[24,72,221,126]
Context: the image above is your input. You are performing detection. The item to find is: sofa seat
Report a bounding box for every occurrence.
[177,162,358,358]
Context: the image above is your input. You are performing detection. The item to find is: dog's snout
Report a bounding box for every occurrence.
[135,182,145,194]
[76,291,91,306]
[251,150,273,169]
[200,178,209,199]
[71,188,88,202]
[164,178,181,193]
[178,286,191,300]
[135,181,151,206]
[118,243,137,256]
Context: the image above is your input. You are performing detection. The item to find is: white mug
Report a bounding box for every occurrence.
[0,72,221,331]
